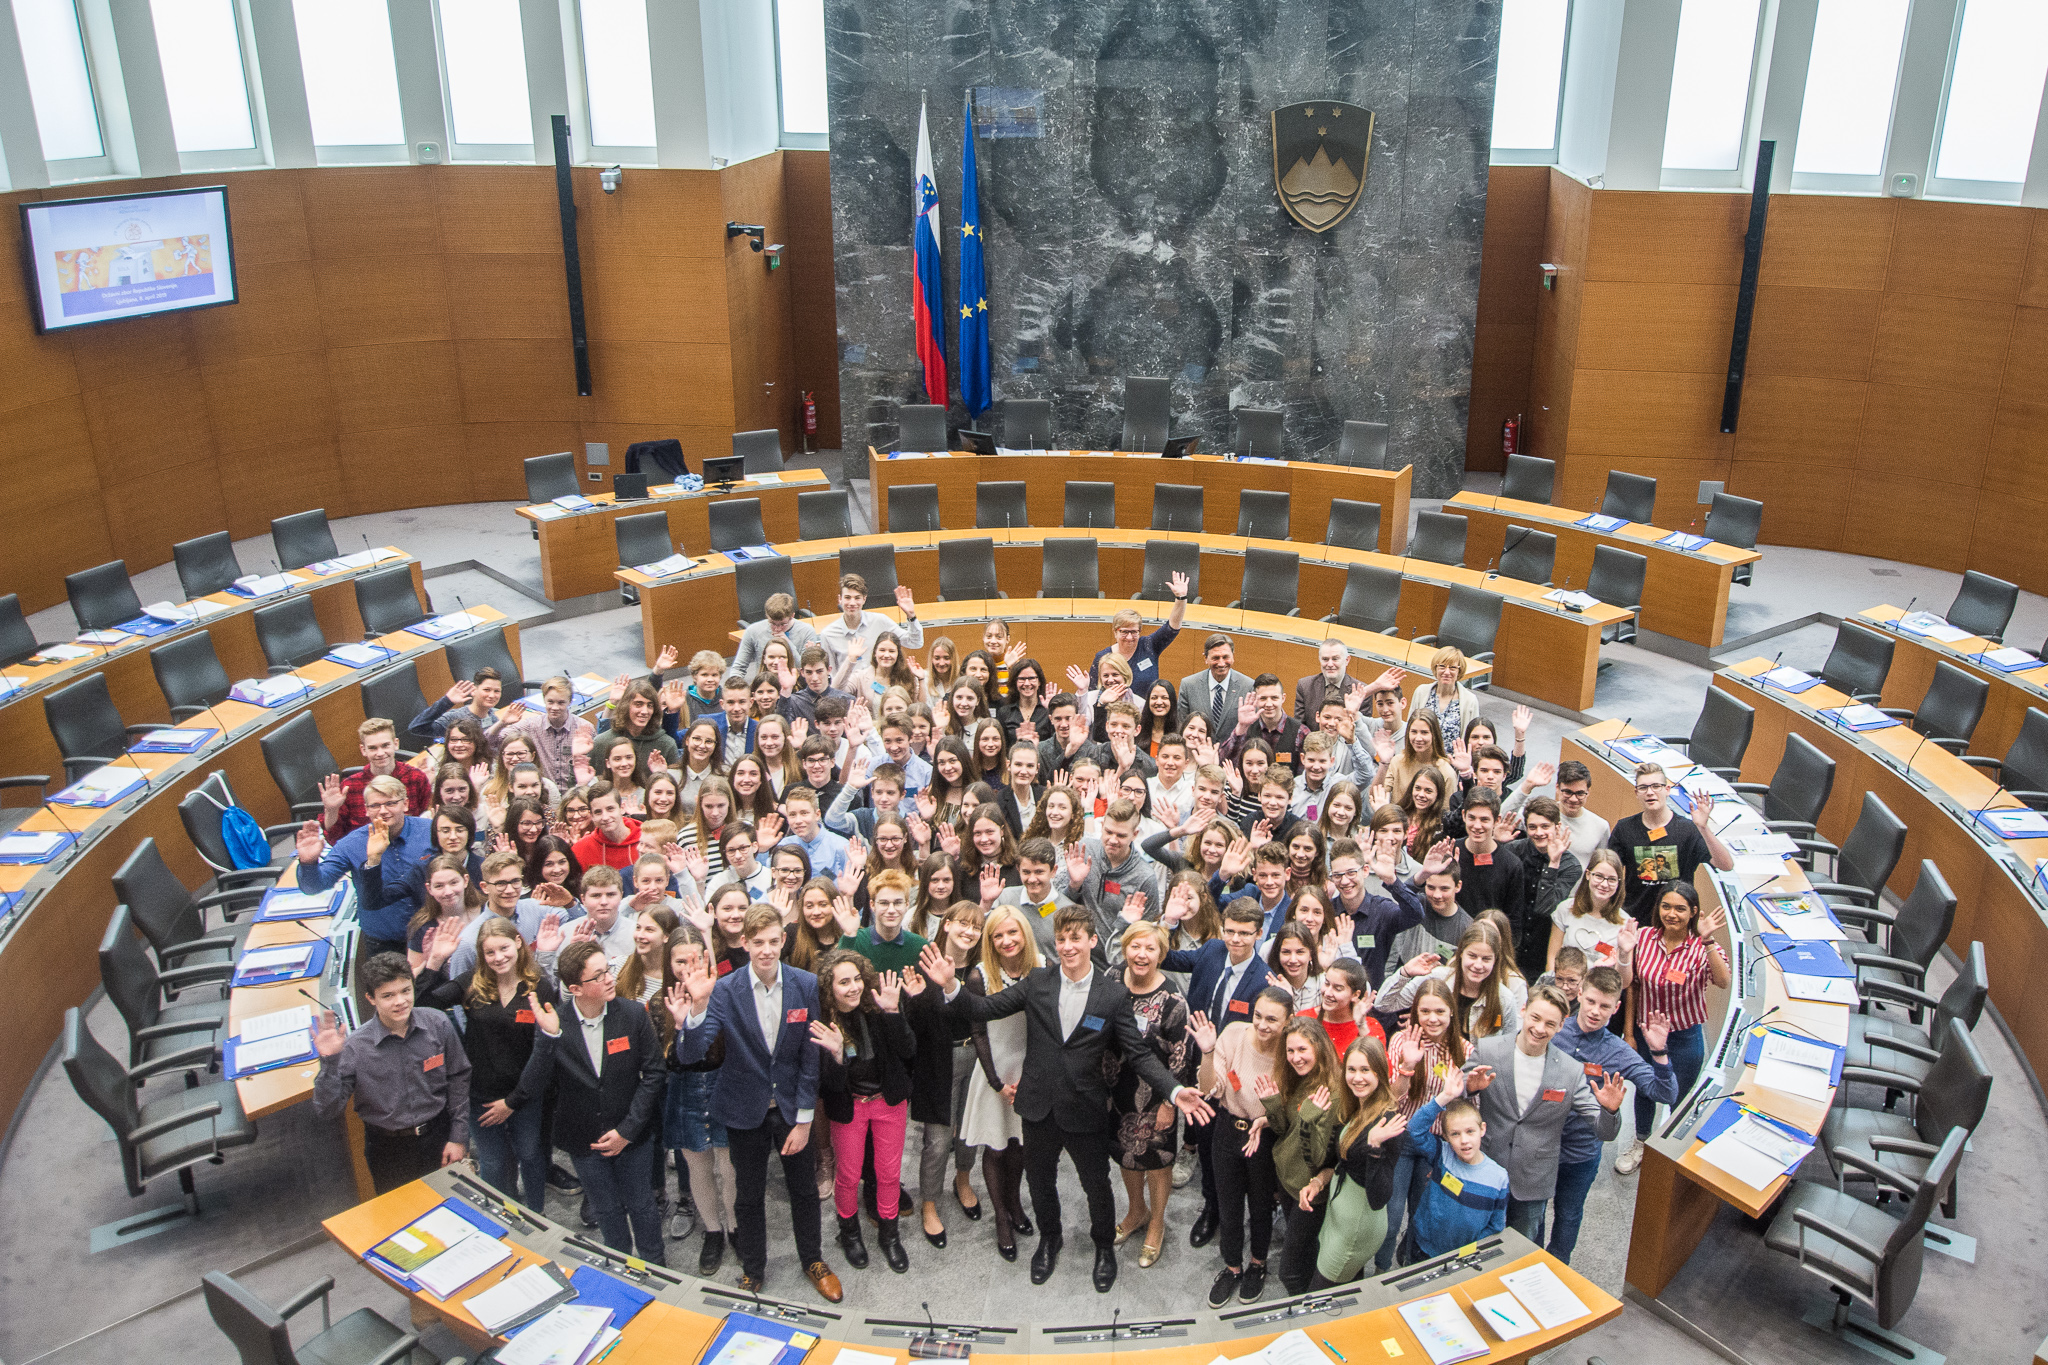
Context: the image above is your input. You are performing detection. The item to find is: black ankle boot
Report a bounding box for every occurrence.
[876,1213,910,1273]
[837,1215,869,1269]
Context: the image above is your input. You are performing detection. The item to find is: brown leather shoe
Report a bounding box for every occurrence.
[805,1261,844,1303]
[738,1272,764,1294]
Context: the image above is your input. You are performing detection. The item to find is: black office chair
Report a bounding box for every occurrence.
[839,545,900,608]
[736,556,800,627]
[898,404,949,453]
[1600,471,1657,524]
[150,633,232,722]
[938,537,1004,602]
[1320,563,1403,635]
[1826,1020,1988,1225]
[1151,483,1204,534]
[1234,407,1283,459]
[1064,481,1116,529]
[179,774,294,883]
[1877,661,1988,754]
[444,627,536,695]
[1324,499,1382,552]
[1844,941,1986,1103]
[1840,861,1955,1004]
[66,560,144,632]
[259,711,342,823]
[1004,398,1052,450]
[360,662,433,756]
[977,481,1029,530]
[1236,490,1291,540]
[1798,792,1908,921]
[172,532,245,601]
[1762,1127,1963,1339]
[1408,511,1467,567]
[62,1007,258,1232]
[203,1269,458,1365]
[1496,526,1555,587]
[615,510,673,605]
[798,489,853,540]
[1121,377,1171,452]
[45,673,167,783]
[1730,731,1834,839]
[1704,492,1762,585]
[1134,541,1200,604]
[1415,586,1503,686]
[1040,538,1103,598]
[709,497,767,552]
[1500,454,1555,504]
[1945,570,2018,643]
[101,904,229,1068]
[1585,544,1646,644]
[1819,622,1895,704]
[1231,549,1301,616]
[1335,420,1389,469]
[887,483,942,533]
[114,836,259,975]
[734,428,783,475]
[253,596,332,674]
[1959,706,2048,809]
[0,593,58,667]
[353,565,428,638]
[523,451,579,503]
[1655,687,1755,782]
[270,509,338,571]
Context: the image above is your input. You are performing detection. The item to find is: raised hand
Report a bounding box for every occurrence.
[832,894,860,939]
[905,812,930,849]
[655,644,679,672]
[571,755,593,785]
[424,916,463,970]
[899,964,925,996]
[915,787,938,821]
[311,1008,346,1057]
[1367,1111,1408,1148]
[1249,818,1273,850]
[1251,1071,1279,1099]
[295,819,325,865]
[1175,1088,1217,1124]
[1066,664,1093,694]
[318,774,345,820]
[768,885,795,919]
[1594,1071,1627,1112]
[1109,734,1137,774]
[1187,1010,1217,1053]
[844,748,871,790]
[502,700,528,726]
[1003,640,1028,666]
[1699,903,1729,938]
[937,821,962,857]
[1512,705,1533,739]
[1168,570,1191,600]
[754,813,785,849]
[894,584,917,615]
[535,912,566,954]
[1422,838,1456,876]
[1528,760,1556,789]
[835,857,863,899]
[1372,666,1406,693]
[364,816,391,864]
[646,750,668,774]
[1449,740,1472,776]
[1309,1084,1331,1113]
[1235,692,1259,733]
[789,716,810,746]
[658,680,688,714]
[1617,918,1642,954]
[773,658,797,694]
[1464,1065,1496,1094]
[1344,682,1366,714]
[609,674,630,704]
[917,941,958,990]
[469,761,490,791]
[1438,1064,1470,1101]
[1394,1035,1423,1071]
[532,882,573,908]
[492,831,514,854]
[809,1019,847,1060]
[571,730,595,758]
[446,680,475,705]
[979,862,1004,906]
[1220,836,1254,880]
[1372,845,1399,888]
[1163,881,1194,925]
[1403,951,1443,978]
[529,991,560,1035]
[875,970,903,1012]
[682,844,711,885]
[684,954,717,1011]
[1064,840,1092,887]
[1119,891,1148,923]
[1367,779,1391,811]
[1641,1009,1672,1057]
[631,884,668,911]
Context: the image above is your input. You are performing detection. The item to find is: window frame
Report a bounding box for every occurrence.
[289,0,407,163]
[19,0,113,179]
[429,0,536,163]
[1924,0,2047,203]
[771,0,827,150]
[1488,0,1572,164]
[149,0,265,171]
[1658,0,1770,189]
[568,0,656,166]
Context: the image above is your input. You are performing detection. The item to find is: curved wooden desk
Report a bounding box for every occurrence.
[868,451,1412,555]
[1445,493,1758,649]
[618,529,1632,710]
[1558,720,1845,1299]
[1855,604,2048,763]
[0,552,424,807]
[514,472,834,601]
[325,1165,1618,1364]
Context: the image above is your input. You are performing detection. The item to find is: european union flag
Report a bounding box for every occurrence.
[958,92,991,417]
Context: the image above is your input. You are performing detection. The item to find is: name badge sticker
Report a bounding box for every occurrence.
[606,1036,632,1055]
[1440,1172,1464,1195]
[1541,1087,1567,1102]
[1081,1014,1105,1032]
[786,1008,808,1024]
[515,1009,535,1024]
[423,1053,444,1071]
[1227,998,1250,1014]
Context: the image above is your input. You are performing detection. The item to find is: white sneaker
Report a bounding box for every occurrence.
[1614,1139,1645,1175]
[667,1208,696,1240]
[1172,1147,1197,1190]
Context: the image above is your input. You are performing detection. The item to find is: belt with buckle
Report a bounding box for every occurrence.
[366,1120,437,1138]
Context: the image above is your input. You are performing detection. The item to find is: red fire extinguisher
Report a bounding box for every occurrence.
[799,390,818,453]
[1502,412,1521,457]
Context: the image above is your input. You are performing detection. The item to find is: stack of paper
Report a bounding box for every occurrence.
[1544,588,1598,610]
[230,675,314,707]
[237,943,316,977]
[552,494,596,511]
[229,573,304,598]
[1783,973,1859,1005]
[634,553,695,578]
[1697,1110,1814,1189]
[1750,892,1841,941]
[727,545,778,561]
[1897,611,1971,643]
[0,831,71,861]
[258,886,339,920]
[1759,665,1821,692]
[130,727,216,753]
[529,504,568,520]
[1974,807,2048,840]
[413,612,486,640]
[142,601,201,624]
[32,644,95,662]
[55,766,148,806]
[327,642,395,668]
[1659,531,1711,551]
[1471,1292,1538,1340]
[1496,1263,1591,1328]
[465,1263,573,1334]
[228,1004,317,1076]
[1754,1031,1840,1101]
[1976,646,2043,672]
[1395,1294,1489,1364]
[76,630,130,645]
[498,1304,613,1365]
[1577,513,1627,532]
[1827,703,1899,732]
[371,1205,513,1299]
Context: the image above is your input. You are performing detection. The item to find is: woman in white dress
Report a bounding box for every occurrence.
[954,903,1039,1261]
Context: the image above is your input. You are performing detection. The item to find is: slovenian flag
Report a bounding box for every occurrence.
[911,100,948,405]
[958,92,991,417]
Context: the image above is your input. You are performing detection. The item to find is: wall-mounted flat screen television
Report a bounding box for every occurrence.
[19,185,237,333]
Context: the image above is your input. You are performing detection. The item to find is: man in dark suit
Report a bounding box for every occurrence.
[552,940,668,1264]
[1159,900,1272,1249]
[1178,633,1254,738]
[919,908,1215,1293]
[1294,641,1406,726]
[677,904,843,1302]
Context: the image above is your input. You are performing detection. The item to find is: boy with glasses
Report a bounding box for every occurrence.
[296,775,436,958]
[1606,762,1733,924]
[554,940,669,1263]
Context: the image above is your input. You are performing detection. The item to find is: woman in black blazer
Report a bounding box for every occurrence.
[812,949,917,1274]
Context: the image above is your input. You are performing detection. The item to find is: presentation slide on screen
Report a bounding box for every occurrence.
[21,188,235,332]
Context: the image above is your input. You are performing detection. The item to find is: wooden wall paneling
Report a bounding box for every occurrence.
[1868,291,2016,396]
[1574,282,1738,375]
[1583,190,1745,284]
[0,397,117,608]
[2019,211,2048,308]
[299,166,447,261]
[1465,164,1549,471]
[462,422,582,502]
[337,425,474,513]
[188,256,323,366]
[1526,170,1591,463]
[582,341,738,427]
[781,149,843,440]
[328,341,463,438]
[1855,382,1997,489]
[99,467,232,576]
[1722,460,1847,552]
[1743,286,1880,381]
[1885,199,2031,302]
[1562,369,1734,464]
[454,340,596,425]
[216,438,348,542]
[434,166,561,255]
[214,168,312,265]
[721,152,798,448]
[1728,377,1867,466]
[1758,194,1895,291]
[443,253,574,340]
[1963,490,2048,598]
[312,252,454,349]
[1842,473,1980,573]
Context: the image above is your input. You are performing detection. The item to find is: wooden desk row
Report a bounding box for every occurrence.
[514,471,833,601]
[1559,720,1849,1300]
[869,450,1413,556]
[1857,604,2048,763]
[325,1166,1619,1365]
[618,529,1628,711]
[1445,493,1759,650]
[0,552,426,807]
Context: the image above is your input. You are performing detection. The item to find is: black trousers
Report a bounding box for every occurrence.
[1188,1113,1220,1218]
[1021,1114,1117,1248]
[1276,1198,1327,1295]
[729,1110,822,1279]
[1210,1115,1276,1268]
[363,1113,451,1195]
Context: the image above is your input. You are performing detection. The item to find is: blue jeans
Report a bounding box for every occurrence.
[572,1138,666,1264]
[1546,1156,1599,1263]
[1506,1196,1546,1244]
[1634,1022,1704,1141]
[1374,1136,1423,1272]
[469,1097,547,1214]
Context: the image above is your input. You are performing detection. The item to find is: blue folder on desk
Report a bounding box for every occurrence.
[112,614,180,639]
[1741,1027,1846,1084]
[231,939,331,987]
[1758,934,1853,978]
[1972,807,2048,840]
[0,892,18,924]
[130,728,217,753]
[222,1034,317,1080]
[725,544,779,562]
[1695,1096,1816,1146]
[1659,531,1710,552]
[0,831,78,864]
[565,1264,655,1328]
[364,1199,508,1291]
[1970,650,2043,674]
[691,1309,820,1365]
[1577,513,1627,532]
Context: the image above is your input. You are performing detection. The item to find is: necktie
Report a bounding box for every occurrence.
[1211,680,1226,733]
[1211,962,1234,1019]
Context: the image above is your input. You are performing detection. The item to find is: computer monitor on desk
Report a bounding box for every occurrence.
[1162,436,1197,458]
[612,473,648,500]
[959,429,997,455]
[702,455,745,490]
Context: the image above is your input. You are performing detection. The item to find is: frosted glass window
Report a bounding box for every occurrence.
[1490,0,1569,150]
[777,0,827,136]
[291,0,404,145]
[440,0,532,145]
[1935,0,2048,184]
[1793,0,1908,176]
[578,0,656,147]
[13,0,102,161]
[149,0,255,152]
[1662,0,1763,171]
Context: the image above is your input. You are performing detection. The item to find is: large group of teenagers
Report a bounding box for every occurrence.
[302,572,1738,1307]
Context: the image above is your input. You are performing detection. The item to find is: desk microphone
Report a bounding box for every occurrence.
[1481,555,1497,580]
[1553,574,1571,614]
[36,794,82,861]
[268,557,302,600]
[1897,728,1932,787]
[1890,596,1917,633]
[362,534,383,566]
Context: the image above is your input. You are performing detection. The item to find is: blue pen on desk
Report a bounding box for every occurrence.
[1320,1340,1346,1362]
[1482,1304,1518,1333]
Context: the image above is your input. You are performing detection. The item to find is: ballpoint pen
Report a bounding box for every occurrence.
[1320,1340,1346,1361]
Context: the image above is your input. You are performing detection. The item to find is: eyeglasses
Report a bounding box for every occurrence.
[1331,867,1363,881]
[1634,782,1668,793]
[484,878,524,890]
[365,799,406,813]
[579,967,616,984]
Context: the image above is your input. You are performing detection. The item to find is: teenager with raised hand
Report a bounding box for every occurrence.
[1547,847,1637,982]
[405,852,482,973]
[1379,921,1522,1042]
[1189,984,1293,1306]
[898,901,987,1248]
[1546,965,1676,1262]
[1374,976,1469,1273]
[1254,1017,1344,1294]
[1307,1037,1405,1286]
[661,926,737,1274]
[1301,958,1380,1057]
[1398,1059,1507,1261]
[954,904,1039,1260]
[810,950,916,1275]
[1606,760,1734,923]
[1614,879,1729,1176]
[1110,918,1197,1270]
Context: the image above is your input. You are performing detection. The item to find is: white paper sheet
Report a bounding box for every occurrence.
[34,644,94,661]
[1755,1054,1834,1101]
[1394,1294,1489,1364]
[239,1005,312,1042]
[412,1231,512,1298]
[495,1303,609,1365]
[709,1330,790,1365]
[1782,972,1858,1005]
[465,1263,561,1332]
[238,944,316,972]
[1497,1262,1592,1329]
[0,832,66,855]
[1254,1329,1333,1365]
[329,643,391,666]
[233,1032,314,1070]
[1471,1291,1539,1340]
[1696,1114,1812,1189]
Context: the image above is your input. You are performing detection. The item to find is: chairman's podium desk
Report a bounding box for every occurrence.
[515,471,832,601]
[617,529,1628,711]
[326,1165,1619,1365]
[869,450,1413,556]
[1856,604,2048,764]
[1445,493,1759,650]
[0,551,426,807]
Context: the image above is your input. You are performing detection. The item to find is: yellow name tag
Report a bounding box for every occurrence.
[1441,1173,1464,1196]
[1381,1341,1403,1357]
[1038,901,1056,917]
[792,1334,818,1348]
[625,1256,647,1272]
[1457,1241,1478,1257]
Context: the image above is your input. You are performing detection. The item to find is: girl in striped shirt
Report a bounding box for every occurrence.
[1616,880,1730,1174]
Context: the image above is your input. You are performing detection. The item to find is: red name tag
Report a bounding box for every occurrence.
[1646,826,1668,841]
[1541,1087,1566,1102]
[1228,1070,1242,1091]
[1227,998,1249,1014]
[1665,965,1688,985]
[515,1009,535,1024]
[423,1053,444,1072]
[1104,880,1122,896]
[786,1008,808,1024]
[716,959,734,976]
[1473,852,1493,867]
[606,1036,631,1055]
[1582,1062,1603,1078]
[1594,941,1615,958]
